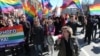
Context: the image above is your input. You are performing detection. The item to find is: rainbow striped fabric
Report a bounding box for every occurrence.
[0,0,22,8]
[0,1,14,13]
[61,0,82,9]
[23,2,37,22]
[0,25,24,48]
[43,7,49,15]
[60,0,72,9]
[73,0,82,9]
[42,0,49,8]
[38,3,43,19]
[89,4,100,15]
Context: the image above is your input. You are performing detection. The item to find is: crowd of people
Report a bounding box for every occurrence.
[0,12,100,56]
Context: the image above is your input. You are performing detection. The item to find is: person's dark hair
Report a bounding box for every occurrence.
[87,15,91,19]
[7,18,13,22]
[19,14,26,19]
[0,15,3,20]
[70,15,74,19]
[55,17,59,20]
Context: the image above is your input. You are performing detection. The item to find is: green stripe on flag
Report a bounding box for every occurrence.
[8,35,24,40]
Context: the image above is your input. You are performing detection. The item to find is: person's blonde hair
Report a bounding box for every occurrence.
[61,26,73,37]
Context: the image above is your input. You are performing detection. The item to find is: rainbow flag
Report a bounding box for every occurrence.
[0,25,24,48]
[43,7,49,15]
[60,0,73,9]
[42,0,49,8]
[73,0,82,9]
[0,1,14,13]
[23,2,37,22]
[89,4,100,15]
[0,0,22,8]
[43,7,51,18]
[46,2,52,10]
[38,3,43,20]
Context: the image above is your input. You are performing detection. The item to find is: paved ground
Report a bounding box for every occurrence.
[77,28,100,56]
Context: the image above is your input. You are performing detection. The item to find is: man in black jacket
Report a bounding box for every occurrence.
[67,15,83,36]
[98,16,100,38]
[19,14,31,55]
[54,17,62,35]
[84,15,94,44]
[91,16,99,39]
[32,19,44,56]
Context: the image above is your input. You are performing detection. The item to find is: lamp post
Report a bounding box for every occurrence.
[82,0,89,16]
[86,0,90,16]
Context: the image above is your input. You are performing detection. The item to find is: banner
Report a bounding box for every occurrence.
[0,25,25,48]
[89,4,100,15]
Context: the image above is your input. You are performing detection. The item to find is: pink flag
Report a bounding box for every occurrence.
[60,0,73,9]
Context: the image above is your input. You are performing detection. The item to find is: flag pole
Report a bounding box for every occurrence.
[41,0,44,9]
[81,5,85,16]
[52,0,59,16]
[79,0,85,16]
